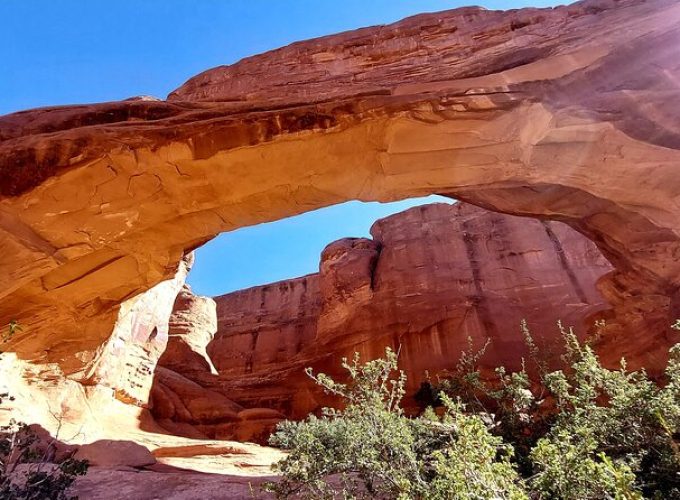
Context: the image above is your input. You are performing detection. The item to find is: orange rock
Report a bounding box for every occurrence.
[74,439,157,468]
[0,0,678,388]
[151,295,288,444]
[151,366,242,424]
[159,285,218,375]
[238,409,286,421]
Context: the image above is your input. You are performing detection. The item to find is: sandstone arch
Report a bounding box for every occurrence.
[0,0,679,384]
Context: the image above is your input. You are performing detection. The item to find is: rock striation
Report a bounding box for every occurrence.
[151,285,285,443]
[159,286,219,375]
[154,202,613,433]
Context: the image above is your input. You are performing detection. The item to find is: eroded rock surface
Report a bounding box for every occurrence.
[151,285,285,443]
[159,285,219,375]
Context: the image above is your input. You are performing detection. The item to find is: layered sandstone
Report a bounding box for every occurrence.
[0,258,282,497]
[150,285,284,443]
[159,286,219,375]
[0,255,193,439]
[153,202,613,433]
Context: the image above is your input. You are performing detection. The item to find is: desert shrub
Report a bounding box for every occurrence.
[437,322,680,499]
[265,348,525,499]
[434,327,552,476]
[427,395,526,500]
[267,321,680,499]
[528,330,680,499]
[0,417,89,500]
[529,428,640,499]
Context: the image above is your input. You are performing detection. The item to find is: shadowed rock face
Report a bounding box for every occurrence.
[0,0,679,429]
[151,287,285,443]
[153,202,613,431]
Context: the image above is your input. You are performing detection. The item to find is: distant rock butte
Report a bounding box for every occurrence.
[0,0,677,496]
[152,202,613,439]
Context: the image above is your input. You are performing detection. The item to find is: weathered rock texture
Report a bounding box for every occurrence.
[154,202,613,432]
[0,0,679,393]
[0,254,192,440]
[159,285,219,375]
[151,288,285,443]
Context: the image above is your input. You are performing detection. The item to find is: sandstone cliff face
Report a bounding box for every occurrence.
[0,253,283,496]
[150,286,285,443]
[0,1,675,495]
[159,286,219,375]
[0,0,678,394]
[153,203,613,432]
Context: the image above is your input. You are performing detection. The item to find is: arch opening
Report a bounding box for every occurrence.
[187,196,452,296]
[147,195,618,442]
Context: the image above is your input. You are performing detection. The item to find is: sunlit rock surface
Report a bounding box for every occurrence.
[151,288,286,443]
[0,0,678,386]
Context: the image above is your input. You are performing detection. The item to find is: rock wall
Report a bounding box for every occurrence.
[151,287,285,443]
[0,1,676,469]
[154,203,613,434]
[0,0,675,493]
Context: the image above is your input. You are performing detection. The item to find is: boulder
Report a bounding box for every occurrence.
[74,440,156,468]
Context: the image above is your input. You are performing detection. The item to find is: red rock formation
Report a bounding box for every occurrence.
[0,254,194,444]
[151,285,285,443]
[154,203,613,433]
[159,286,219,375]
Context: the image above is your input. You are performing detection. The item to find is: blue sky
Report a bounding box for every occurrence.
[2,0,560,295]
[192,197,454,296]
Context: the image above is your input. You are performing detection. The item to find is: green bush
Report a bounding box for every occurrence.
[0,415,89,500]
[444,323,680,499]
[427,395,526,500]
[265,349,525,499]
[266,321,680,499]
